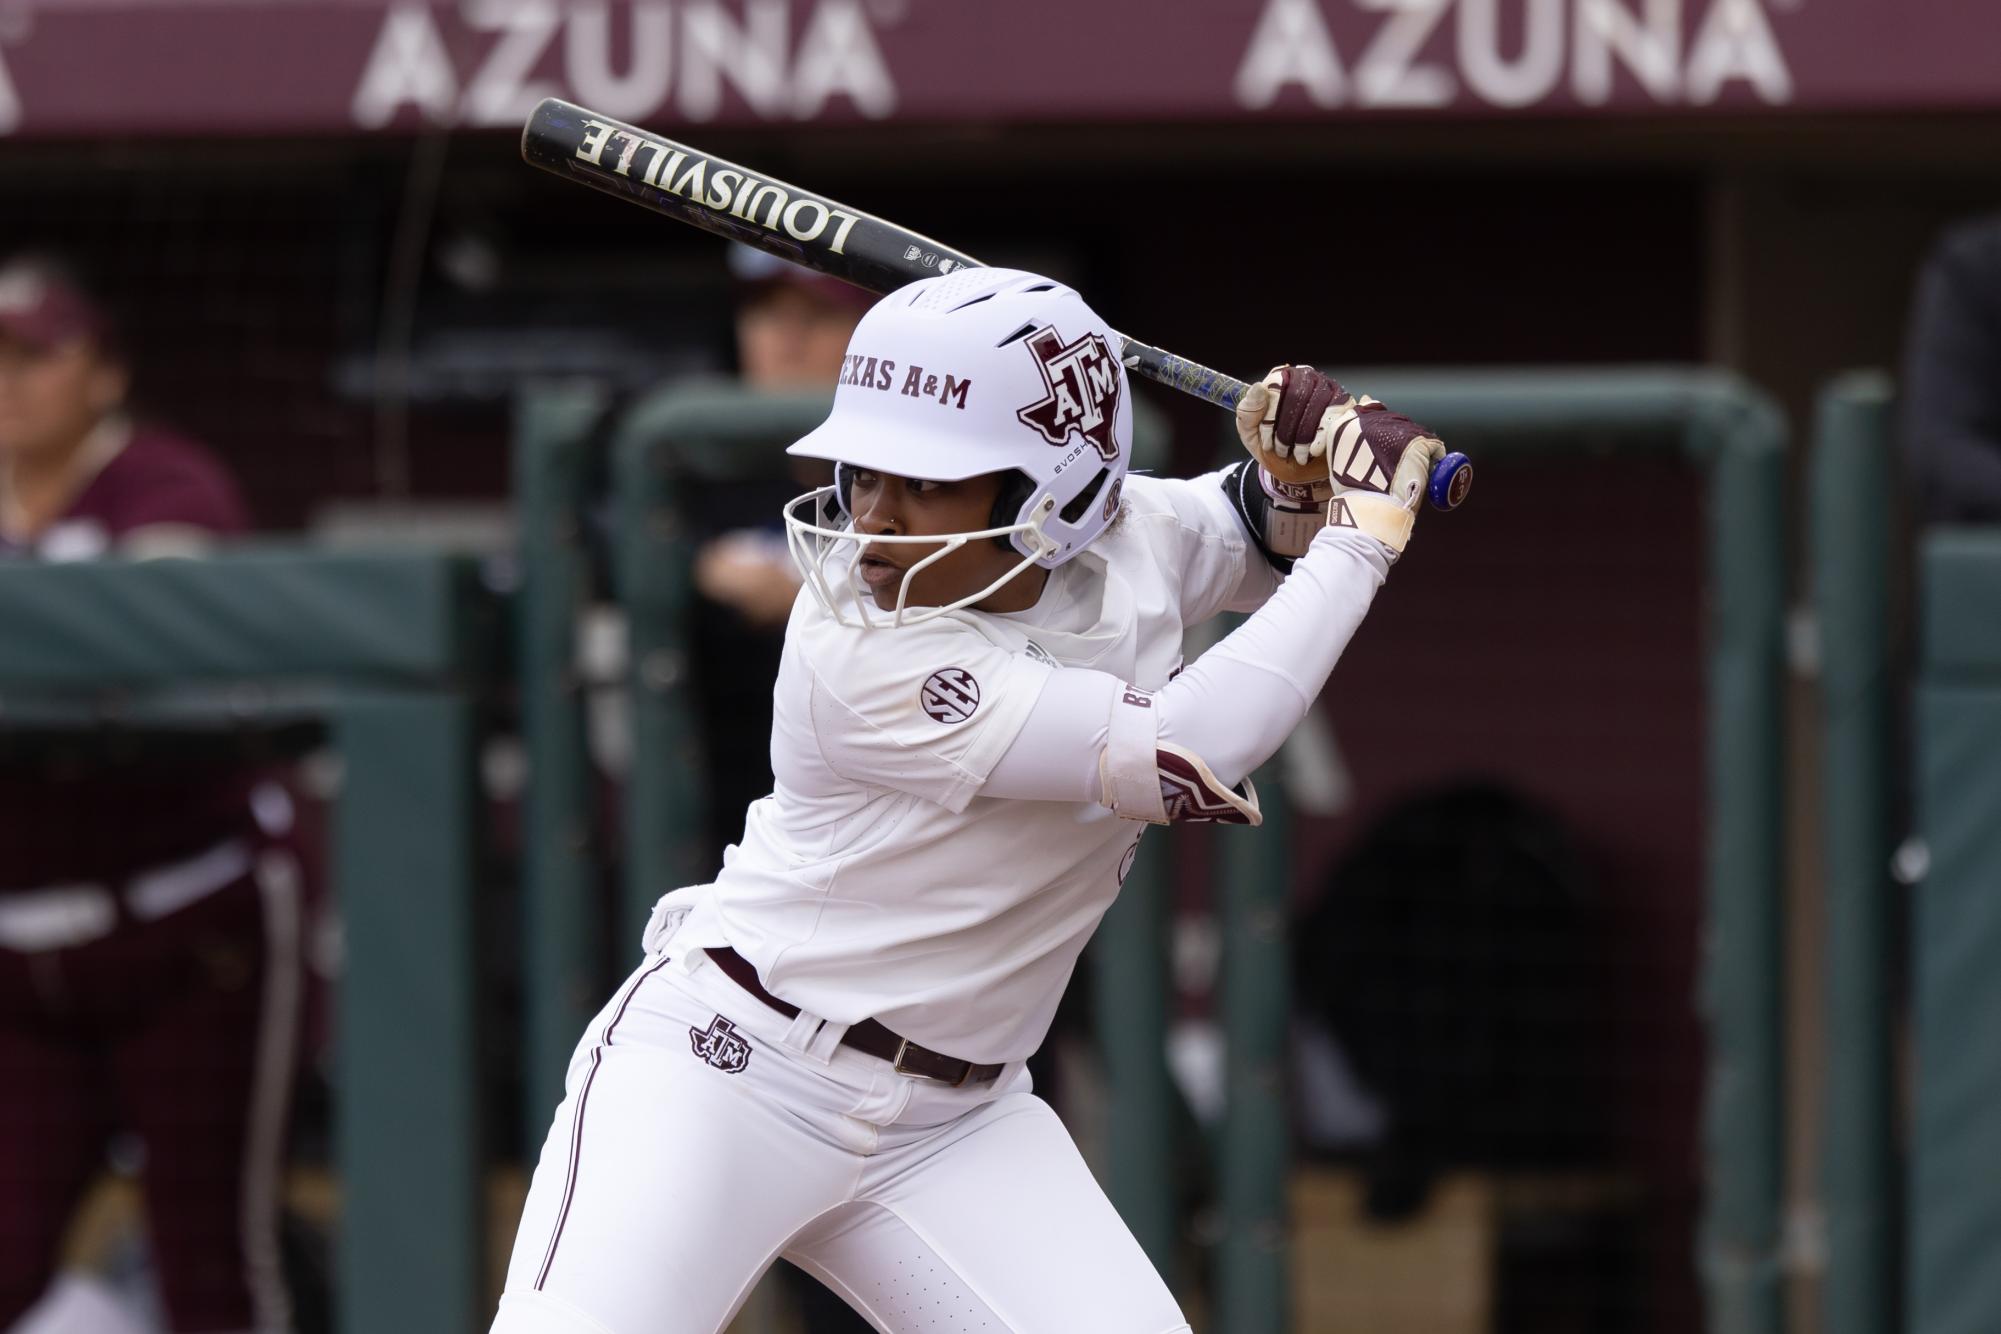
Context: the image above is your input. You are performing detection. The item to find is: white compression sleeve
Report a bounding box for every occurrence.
[982,526,1390,803]
[980,669,1121,803]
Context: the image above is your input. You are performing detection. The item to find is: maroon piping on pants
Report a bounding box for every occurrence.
[533,955,672,1291]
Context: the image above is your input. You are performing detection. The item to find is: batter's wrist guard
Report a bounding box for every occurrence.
[1259,467,1337,559]
[1223,460,1302,573]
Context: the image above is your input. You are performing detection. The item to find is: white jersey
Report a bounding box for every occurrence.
[660,471,1280,1063]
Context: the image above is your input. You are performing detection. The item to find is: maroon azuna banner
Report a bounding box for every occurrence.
[1,0,1996,139]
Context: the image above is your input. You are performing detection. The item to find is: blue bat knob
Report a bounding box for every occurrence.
[1427,452,1473,511]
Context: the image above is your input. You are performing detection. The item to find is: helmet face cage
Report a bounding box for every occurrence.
[782,268,1134,627]
[783,486,1060,629]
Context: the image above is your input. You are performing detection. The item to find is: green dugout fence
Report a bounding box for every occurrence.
[514,384,614,1135]
[0,550,501,1334]
[1807,374,2001,1334]
[1909,527,2001,1334]
[1808,372,1900,1334]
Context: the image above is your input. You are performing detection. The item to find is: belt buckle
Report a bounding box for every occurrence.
[892,1038,968,1088]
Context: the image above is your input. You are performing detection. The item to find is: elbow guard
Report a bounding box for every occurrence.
[1097,685,1263,827]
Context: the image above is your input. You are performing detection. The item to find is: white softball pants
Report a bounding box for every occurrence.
[490,938,1191,1334]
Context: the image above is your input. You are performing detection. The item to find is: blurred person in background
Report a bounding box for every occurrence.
[1902,213,2001,524]
[690,243,870,628]
[730,242,871,393]
[0,253,302,1334]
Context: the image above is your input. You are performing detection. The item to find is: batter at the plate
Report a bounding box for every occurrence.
[492,267,1448,1334]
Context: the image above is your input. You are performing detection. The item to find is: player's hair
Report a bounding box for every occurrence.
[991,469,1038,550]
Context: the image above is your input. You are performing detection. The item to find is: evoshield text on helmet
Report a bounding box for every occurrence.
[783,267,1134,627]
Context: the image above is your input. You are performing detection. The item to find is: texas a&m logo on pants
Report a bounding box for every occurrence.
[689,1015,752,1074]
[920,668,981,724]
[1016,325,1122,463]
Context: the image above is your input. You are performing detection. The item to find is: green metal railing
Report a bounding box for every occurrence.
[0,550,500,1334]
[1090,828,1180,1276]
[1909,528,2001,1334]
[1808,372,1900,1334]
[1217,765,1293,1329]
[514,385,612,1132]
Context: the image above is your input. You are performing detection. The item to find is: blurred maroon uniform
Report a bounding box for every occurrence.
[0,420,301,1333]
[0,423,255,883]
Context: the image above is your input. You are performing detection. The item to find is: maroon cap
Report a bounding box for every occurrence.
[0,259,107,349]
[727,243,875,314]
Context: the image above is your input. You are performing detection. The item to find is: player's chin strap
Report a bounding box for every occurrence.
[1098,685,1261,827]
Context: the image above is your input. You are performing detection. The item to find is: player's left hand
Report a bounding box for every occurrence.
[1236,363,1447,556]
[1236,364,1356,483]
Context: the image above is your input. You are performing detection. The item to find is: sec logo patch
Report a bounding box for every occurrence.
[920,668,981,724]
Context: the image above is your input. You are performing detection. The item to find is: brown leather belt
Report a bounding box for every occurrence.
[705,947,1006,1088]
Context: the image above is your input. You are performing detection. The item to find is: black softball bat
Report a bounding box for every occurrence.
[520,98,1471,511]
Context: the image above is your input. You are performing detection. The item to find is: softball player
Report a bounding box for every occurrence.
[493,268,1445,1334]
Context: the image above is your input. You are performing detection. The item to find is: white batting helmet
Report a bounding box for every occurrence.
[783,267,1133,626]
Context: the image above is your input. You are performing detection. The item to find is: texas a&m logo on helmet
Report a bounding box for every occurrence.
[1016,326,1123,464]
